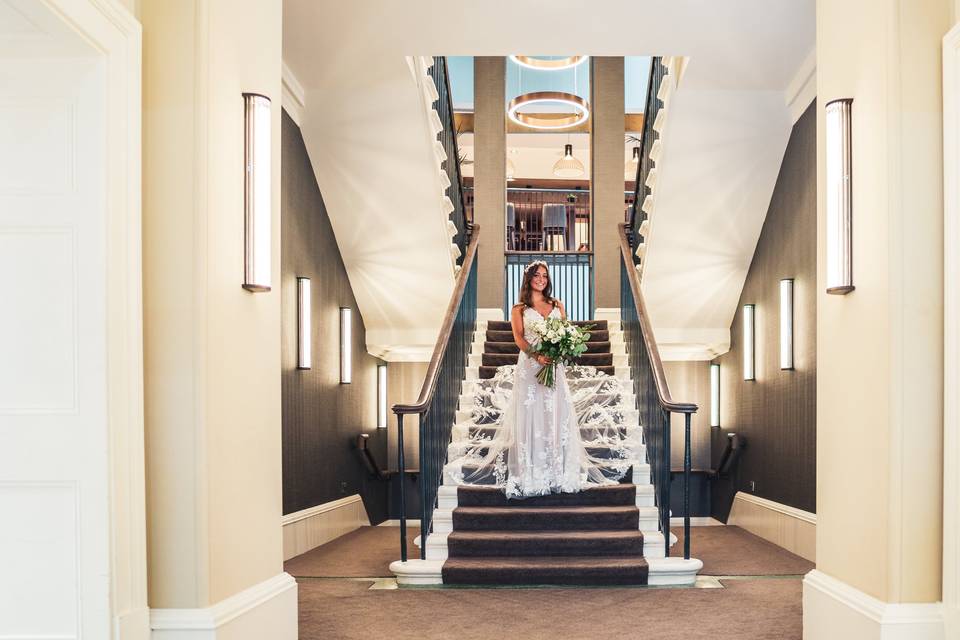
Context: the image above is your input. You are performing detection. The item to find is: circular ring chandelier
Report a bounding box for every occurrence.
[507,91,590,130]
[509,55,589,71]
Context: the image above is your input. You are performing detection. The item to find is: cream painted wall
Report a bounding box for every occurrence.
[141,0,284,609]
[816,0,948,603]
[387,362,429,472]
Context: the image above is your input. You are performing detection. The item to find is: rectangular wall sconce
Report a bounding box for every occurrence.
[710,363,720,427]
[743,304,755,381]
[825,98,854,294]
[377,364,387,428]
[340,307,352,384]
[780,279,794,370]
[242,92,272,292]
[297,277,311,369]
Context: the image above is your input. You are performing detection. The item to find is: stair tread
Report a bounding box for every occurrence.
[457,484,637,507]
[454,505,638,515]
[443,555,647,568]
[448,530,643,541]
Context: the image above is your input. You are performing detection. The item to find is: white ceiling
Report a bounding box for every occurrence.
[283,0,815,358]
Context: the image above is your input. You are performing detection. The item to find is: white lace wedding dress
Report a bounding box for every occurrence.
[445,306,637,499]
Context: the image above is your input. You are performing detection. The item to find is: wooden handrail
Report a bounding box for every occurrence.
[618,222,697,414]
[394,225,480,414]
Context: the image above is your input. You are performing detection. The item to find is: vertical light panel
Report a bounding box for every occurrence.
[825,98,854,294]
[297,277,311,369]
[242,93,272,292]
[710,363,720,427]
[340,307,352,384]
[377,364,388,428]
[780,278,794,370]
[743,304,755,381]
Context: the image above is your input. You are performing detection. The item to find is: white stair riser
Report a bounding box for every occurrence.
[458,392,637,410]
[447,441,647,461]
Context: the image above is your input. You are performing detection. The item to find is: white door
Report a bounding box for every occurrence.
[0,5,111,637]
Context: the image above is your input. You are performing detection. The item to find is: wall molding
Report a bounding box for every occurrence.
[281,61,306,127]
[728,491,816,562]
[942,22,960,638]
[803,570,944,640]
[785,47,816,125]
[151,573,297,639]
[282,494,369,560]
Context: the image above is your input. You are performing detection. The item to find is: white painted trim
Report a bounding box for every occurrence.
[35,1,148,638]
[803,570,944,640]
[728,491,816,562]
[282,494,369,560]
[151,573,298,638]
[733,491,816,525]
[943,22,960,637]
[280,494,362,526]
[651,327,731,360]
[281,61,306,127]
[785,47,816,125]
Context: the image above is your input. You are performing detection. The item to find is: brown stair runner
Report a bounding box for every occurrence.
[442,485,648,586]
[445,317,647,585]
[479,319,614,380]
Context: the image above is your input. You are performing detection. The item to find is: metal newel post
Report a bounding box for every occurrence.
[397,412,407,563]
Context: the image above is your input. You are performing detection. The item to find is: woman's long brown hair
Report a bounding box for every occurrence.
[515,262,555,311]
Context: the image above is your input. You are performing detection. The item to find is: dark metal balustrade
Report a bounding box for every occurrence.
[429,56,469,262]
[504,252,593,321]
[627,57,668,259]
[393,227,480,561]
[618,222,697,559]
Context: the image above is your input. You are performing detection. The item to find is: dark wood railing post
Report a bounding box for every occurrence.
[397,412,407,563]
[684,411,692,561]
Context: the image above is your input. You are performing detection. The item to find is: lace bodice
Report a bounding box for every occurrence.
[522,305,561,343]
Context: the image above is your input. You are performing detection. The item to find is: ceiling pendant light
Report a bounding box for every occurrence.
[553,143,584,178]
[507,92,590,130]
[509,55,589,71]
[625,145,640,178]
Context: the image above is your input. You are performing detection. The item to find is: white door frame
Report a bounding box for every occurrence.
[942,21,960,639]
[39,0,147,636]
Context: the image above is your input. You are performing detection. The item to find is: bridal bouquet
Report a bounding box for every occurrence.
[528,317,592,388]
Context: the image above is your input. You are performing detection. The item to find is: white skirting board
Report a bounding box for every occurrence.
[727,491,816,562]
[282,494,370,561]
[803,570,944,640]
[150,573,298,640]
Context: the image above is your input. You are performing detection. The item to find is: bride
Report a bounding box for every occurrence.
[447,260,636,498]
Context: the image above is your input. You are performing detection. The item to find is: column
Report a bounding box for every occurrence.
[474,56,507,312]
[141,0,296,634]
[806,1,949,637]
[591,57,625,312]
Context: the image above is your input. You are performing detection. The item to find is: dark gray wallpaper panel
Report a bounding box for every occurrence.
[711,100,817,519]
[281,110,389,521]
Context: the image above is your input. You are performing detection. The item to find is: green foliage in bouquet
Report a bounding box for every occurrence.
[528,317,594,388]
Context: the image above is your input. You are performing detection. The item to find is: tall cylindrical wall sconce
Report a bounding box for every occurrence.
[297,277,311,369]
[242,93,272,292]
[743,304,755,381]
[377,364,387,428]
[825,98,854,294]
[340,307,352,384]
[780,278,794,370]
[710,363,720,427]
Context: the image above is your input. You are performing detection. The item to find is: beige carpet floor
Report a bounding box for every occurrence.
[286,524,813,578]
[671,525,814,576]
[297,577,803,640]
[285,526,419,577]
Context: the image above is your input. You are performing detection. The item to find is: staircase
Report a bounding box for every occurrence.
[475,319,617,379]
[390,315,700,587]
